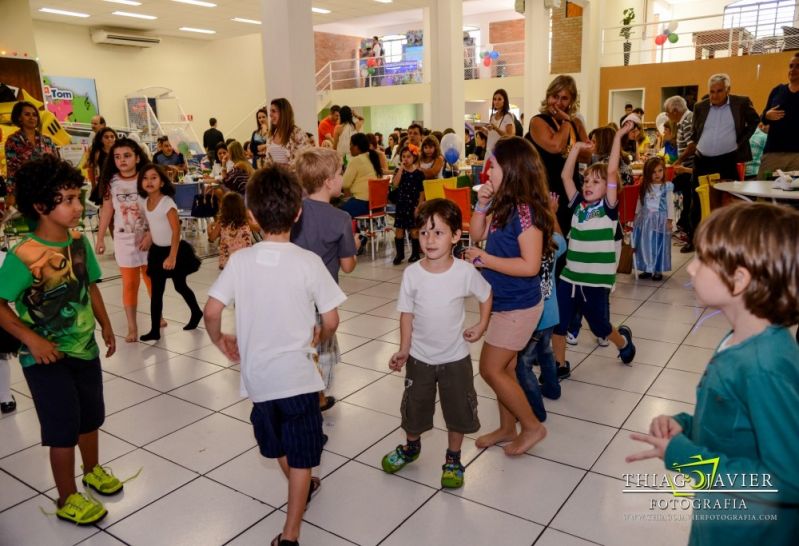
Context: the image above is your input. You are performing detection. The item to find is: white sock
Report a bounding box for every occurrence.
[0,357,13,403]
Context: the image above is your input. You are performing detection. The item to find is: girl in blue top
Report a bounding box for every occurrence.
[627,203,799,546]
[464,136,555,456]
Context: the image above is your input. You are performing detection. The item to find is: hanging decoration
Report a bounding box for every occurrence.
[479,50,500,67]
[654,21,679,46]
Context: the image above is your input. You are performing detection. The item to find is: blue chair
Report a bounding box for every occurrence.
[174,183,203,235]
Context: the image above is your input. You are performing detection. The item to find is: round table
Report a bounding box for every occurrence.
[713,181,799,203]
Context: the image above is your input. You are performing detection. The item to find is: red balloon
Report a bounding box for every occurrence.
[655,34,667,46]
[483,56,491,67]
[366,57,376,68]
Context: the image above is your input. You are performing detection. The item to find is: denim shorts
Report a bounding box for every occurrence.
[250,392,323,469]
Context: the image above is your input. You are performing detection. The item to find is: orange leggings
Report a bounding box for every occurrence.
[120,265,153,307]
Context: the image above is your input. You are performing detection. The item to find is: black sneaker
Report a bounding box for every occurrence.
[618,326,636,365]
[1,395,16,414]
[652,273,663,281]
[680,243,695,254]
[638,272,652,280]
[541,361,571,383]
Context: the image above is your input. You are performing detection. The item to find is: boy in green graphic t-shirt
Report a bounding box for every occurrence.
[0,156,121,526]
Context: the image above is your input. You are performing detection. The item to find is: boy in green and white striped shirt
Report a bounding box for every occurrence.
[551,122,637,379]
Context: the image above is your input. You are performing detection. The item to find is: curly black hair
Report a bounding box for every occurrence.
[246,164,302,234]
[14,155,84,220]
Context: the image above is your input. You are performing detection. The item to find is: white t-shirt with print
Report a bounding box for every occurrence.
[143,196,177,247]
[208,241,347,402]
[109,174,148,268]
[486,112,514,154]
[397,259,492,364]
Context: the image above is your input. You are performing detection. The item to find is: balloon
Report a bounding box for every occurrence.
[668,33,679,43]
[367,67,376,75]
[663,28,671,36]
[444,148,460,164]
[483,56,492,67]
[366,57,376,68]
[667,20,679,32]
[655,34,667,46]
[490,50,499,60]
[440,133,460,153]
[479,51,486,58]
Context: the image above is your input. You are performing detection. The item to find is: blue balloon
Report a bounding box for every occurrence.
[490,50,500,60]
[444,148,460,164]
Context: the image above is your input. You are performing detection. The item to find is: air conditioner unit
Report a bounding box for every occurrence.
[91,29,161,48]
[544,0,562,8]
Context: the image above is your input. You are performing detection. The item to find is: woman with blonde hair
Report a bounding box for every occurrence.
[528,75,589,234]
[222,141,253,196]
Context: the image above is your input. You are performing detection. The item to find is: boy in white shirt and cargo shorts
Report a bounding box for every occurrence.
[381,199,492,488]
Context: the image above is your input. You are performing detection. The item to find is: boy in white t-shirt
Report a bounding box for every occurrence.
[381,199,492,489]
[204,165,346,546]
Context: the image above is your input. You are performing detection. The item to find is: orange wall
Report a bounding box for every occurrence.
[599,51,795,123]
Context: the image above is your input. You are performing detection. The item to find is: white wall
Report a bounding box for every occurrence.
[34,21,267,145]
[365,103,423,137]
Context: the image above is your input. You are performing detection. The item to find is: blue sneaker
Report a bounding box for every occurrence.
[618,326,636,365]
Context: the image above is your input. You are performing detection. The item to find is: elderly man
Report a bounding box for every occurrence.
[664,95,695,242]
[758,52,799,178]
[90,115,106,133]
[685,74,758,252]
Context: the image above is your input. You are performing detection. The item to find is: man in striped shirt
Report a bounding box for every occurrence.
[665,96,695,248]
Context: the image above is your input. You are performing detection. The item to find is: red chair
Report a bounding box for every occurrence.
[443,186,472,243]
[619,182,641,232]
[354,178,390,260]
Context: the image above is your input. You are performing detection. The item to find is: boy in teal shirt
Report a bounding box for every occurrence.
[0,156,119,525]
[627,202,799,545]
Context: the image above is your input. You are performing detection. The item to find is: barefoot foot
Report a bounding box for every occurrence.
[160,319,168,328]
[125,331,137,343]
[475,427,517,449]
[503,425,547,456]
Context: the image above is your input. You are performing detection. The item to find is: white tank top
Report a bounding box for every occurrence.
[337,124,357,162]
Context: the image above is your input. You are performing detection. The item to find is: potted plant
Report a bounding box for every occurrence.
[619,8,635,66]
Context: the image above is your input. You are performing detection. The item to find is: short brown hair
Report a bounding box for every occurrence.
[415,198,462,235]
[695,202,799,326]
[246,165,302,234]
[295,147,340,193]
[583,162,609,184]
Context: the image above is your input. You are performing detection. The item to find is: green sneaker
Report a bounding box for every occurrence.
[82,465,123,496]
[56,492,107,525]
[381,445,419,473]
[441,461,465,489]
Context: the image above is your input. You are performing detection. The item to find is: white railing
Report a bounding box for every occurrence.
[602,1,798,67]
[315,57,423,92]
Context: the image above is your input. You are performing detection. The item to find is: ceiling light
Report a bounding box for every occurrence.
[179,27,216,34]
[311,7,331,14]
[172,0,217,7]
[39,7,90,18]
[103,0,142,6]
[231,17,261,25]
[113,11,157,20]
[375,0,394,3]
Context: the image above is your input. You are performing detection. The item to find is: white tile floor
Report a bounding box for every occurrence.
[1,240,743,545]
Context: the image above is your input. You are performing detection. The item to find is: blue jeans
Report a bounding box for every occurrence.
[516,326,560,423]
[339,197,369,218]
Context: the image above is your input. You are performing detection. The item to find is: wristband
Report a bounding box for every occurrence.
[608,183,618,188]
[474,201,492,214]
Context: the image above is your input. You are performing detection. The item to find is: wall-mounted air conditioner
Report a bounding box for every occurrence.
[91,29,161,48]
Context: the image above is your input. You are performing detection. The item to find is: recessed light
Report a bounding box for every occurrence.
[179,27,216,34]
[113,11,157,20]
[375,0,393,3]
[39,7,90,18]
[172,0,217,7]
[231,17,261,25]
[103,0,142,6]
[311,7,331,14]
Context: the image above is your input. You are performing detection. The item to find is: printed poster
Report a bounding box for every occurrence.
[42,75,100,124]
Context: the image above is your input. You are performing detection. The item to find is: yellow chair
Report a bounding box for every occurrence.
[697,173,720,186]
[696,184,712,220]
[423,179,445,200]
[442,178,458,190]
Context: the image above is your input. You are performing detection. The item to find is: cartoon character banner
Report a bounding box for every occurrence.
[42,75,100,124]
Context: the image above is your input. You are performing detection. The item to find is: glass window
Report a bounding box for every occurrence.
[723,0,796,38]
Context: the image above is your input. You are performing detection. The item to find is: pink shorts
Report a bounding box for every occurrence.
[483,303,544,352]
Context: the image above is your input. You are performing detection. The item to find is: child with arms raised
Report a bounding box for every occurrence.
[204,165,346,546]
[463,136,554,456]
[551,122,638,379]
[291,147,359,411]
[627,202,799,546]
[381,199,491,488]
[0,156,120,525]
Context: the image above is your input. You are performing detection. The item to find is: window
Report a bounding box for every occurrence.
[723,0,797,38]
[382,34,407,64]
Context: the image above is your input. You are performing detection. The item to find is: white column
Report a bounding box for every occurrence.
[260,0,316,135]
[424,0,465,135]
[523,0,550,131]
[579,0,602,128]
[1,0,38,57]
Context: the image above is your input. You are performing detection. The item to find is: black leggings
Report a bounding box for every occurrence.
[149,273,202,332]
